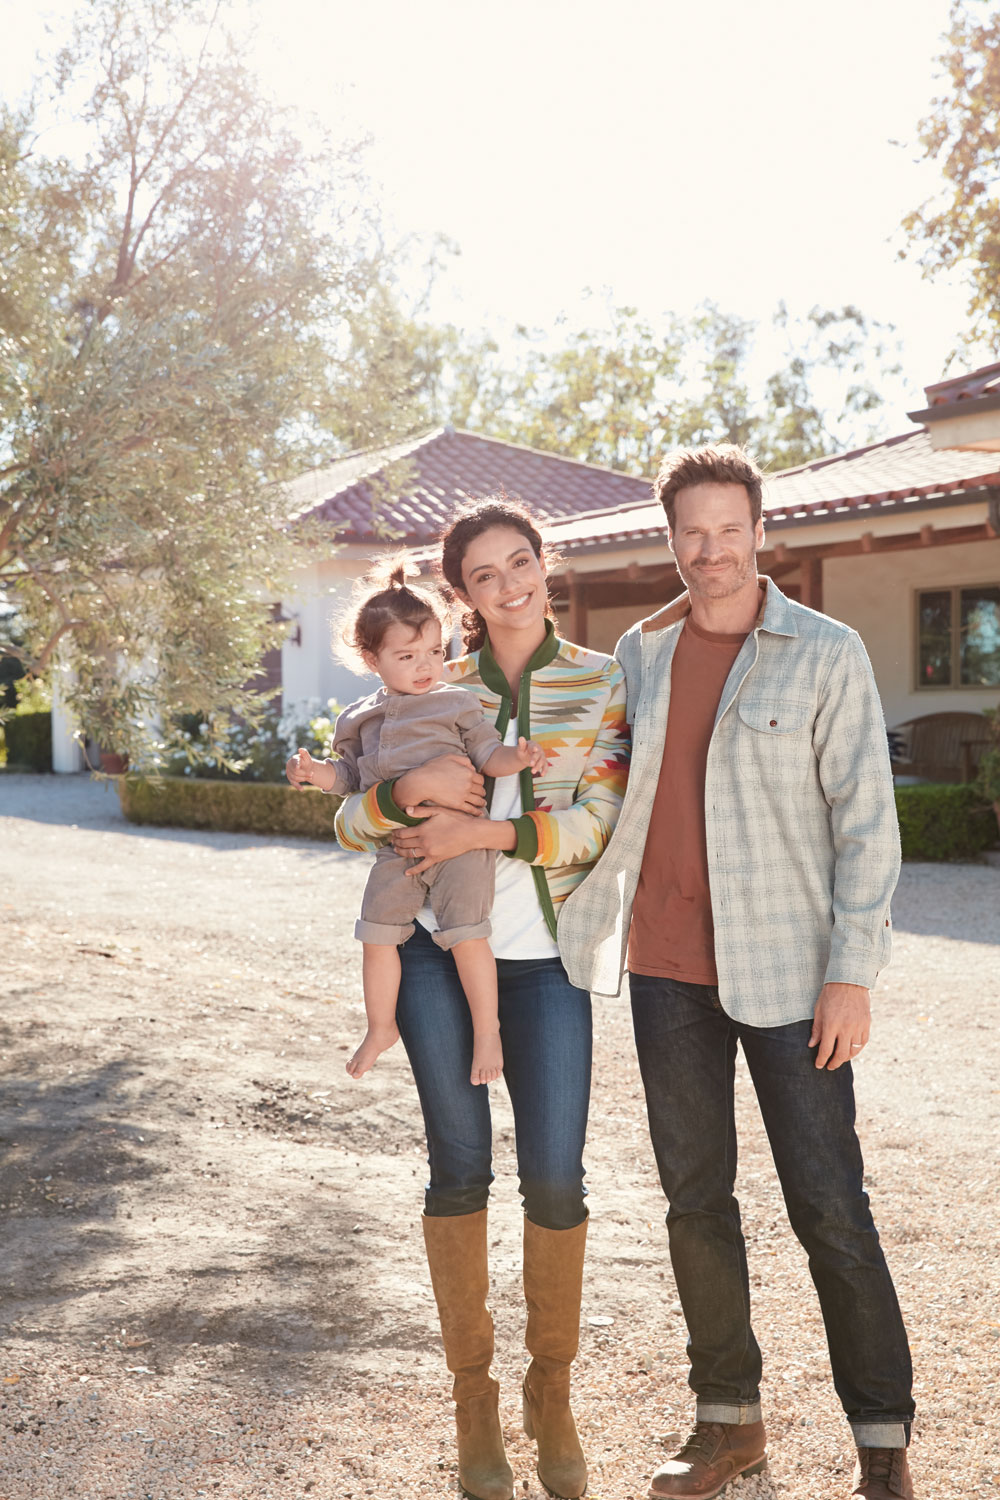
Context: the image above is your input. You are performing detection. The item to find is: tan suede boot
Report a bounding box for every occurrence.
[422,1210,514,1500]
[521,1216,589,1499]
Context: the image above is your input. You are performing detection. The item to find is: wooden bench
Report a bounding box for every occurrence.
[889,711,995,784]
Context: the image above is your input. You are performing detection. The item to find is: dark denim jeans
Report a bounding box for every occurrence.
[630,973,914,1447]
[396,923,592,1229]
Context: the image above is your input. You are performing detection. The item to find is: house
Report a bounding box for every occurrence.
[908,360,1000,454]
[277,426,650,712]
[281,397,1000,736]
[47,376,1000,769]
[50,427,648,771]
[536,420,1000,731]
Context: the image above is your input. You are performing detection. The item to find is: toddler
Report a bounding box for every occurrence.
[288,563,546,1086]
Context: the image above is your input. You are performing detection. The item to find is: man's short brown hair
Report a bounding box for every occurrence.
[654,444,764,531]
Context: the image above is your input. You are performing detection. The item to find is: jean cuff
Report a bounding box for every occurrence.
[851,1421,909,1449]
[696,1400,762,1426]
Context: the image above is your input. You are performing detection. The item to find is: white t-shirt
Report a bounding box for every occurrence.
[416,721,561,960]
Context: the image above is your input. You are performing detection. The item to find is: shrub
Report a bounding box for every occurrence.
[163,699,342,783]
[894,782,997,861]
[2,710,52,772]
[118,775,343,838]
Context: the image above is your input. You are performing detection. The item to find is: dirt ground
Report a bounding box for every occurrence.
[1,770,998,1500]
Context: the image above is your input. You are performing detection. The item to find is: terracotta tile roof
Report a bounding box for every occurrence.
[287,427,649,543]
[541,428,1000,553]
[922,360,1000,407]
[761,428,1000,517]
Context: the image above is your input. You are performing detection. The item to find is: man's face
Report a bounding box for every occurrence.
[668,481,764,601]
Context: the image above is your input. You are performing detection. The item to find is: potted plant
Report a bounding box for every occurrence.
[974,705,1000,842]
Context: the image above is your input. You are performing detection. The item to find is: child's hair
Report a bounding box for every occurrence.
[336,556,452,671]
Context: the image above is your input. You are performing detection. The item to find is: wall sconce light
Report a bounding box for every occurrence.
[273,608,302,646]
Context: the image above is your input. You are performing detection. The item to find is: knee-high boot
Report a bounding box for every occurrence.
[521,1216,589,1499]
[422,1209,515,1500]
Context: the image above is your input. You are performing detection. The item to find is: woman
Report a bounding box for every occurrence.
[333,494,630,1500]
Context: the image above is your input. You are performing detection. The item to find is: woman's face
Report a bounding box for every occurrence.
[457,525,548,640]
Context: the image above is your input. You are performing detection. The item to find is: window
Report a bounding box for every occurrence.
[916,584,1000,689]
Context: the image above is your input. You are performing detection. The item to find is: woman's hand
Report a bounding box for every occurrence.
[392,807,515,876]
[394,754,486,815]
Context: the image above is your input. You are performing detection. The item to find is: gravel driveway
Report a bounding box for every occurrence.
[1,771,998,1500]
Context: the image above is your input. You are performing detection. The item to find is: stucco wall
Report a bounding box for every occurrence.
[822,538,1000,727]
[280,555,376,718]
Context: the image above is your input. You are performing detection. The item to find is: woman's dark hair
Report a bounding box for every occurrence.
[337,557,452,670]
[439,491,560,652]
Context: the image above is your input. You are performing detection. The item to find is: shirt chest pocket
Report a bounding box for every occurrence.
[735,697,816,780]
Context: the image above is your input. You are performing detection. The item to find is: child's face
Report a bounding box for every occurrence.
[365,618,445,695]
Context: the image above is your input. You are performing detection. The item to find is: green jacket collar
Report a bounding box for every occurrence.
[478,619,560,697]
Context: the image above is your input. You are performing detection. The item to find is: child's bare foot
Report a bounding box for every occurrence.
[470,1031,503,1086]
[347,1023,399,1079]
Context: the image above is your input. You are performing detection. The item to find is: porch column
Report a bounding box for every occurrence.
[799,557,824,614]
[564,570,588,647]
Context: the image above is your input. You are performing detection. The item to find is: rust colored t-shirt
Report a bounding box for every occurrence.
[628,615,749,984]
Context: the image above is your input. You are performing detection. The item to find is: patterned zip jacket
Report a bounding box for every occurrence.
[333,621,631,939]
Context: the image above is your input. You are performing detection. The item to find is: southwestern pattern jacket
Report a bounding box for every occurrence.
[557,579,901,1026]
[333,622,631,940]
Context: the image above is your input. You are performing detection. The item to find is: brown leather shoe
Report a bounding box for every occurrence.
[648,1421,766,1499]
[852,1447,914,1499]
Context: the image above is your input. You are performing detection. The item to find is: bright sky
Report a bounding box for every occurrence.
[1,0,990,435]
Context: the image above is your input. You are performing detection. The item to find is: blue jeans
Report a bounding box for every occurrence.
[630,973,914,1448]
[396,923,592,1230]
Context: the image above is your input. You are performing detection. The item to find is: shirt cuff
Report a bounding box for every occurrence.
[822,958,879,990]
[375,778,426,827]
[504,813,539,863]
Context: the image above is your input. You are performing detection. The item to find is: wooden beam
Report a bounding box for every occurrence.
[774,542,789,562]
[799,557,824,613]
[550,562,678,589]
[551,518,997,599]
[562,570,588,646]
[920,524,934,546]
[574,577,685,610]
[762,520,995,565]
[758,556,801,581]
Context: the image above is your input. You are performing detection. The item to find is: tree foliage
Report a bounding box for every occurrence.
[0,0,416,766]
[419,298,898,475]
[901,0,1000,347]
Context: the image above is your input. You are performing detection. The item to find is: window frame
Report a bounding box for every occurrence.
[914,581,1000,692]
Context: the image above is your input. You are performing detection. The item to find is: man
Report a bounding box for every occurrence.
[558,445,915,1500]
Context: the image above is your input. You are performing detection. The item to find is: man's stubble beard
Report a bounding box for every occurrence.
[677,547,759,601]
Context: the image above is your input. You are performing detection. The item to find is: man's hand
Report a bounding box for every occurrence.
[808,982,871,1070]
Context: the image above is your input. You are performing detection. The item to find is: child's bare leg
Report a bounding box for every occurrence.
[450,937,502,1086]
[348,943,402,1078]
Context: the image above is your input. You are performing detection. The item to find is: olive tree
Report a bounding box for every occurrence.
[0,0,415,766]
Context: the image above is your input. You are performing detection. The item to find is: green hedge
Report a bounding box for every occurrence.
[1,710,52,772]
[894,782,998,861]
[118,775,342,838]
[117,774,998,858]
